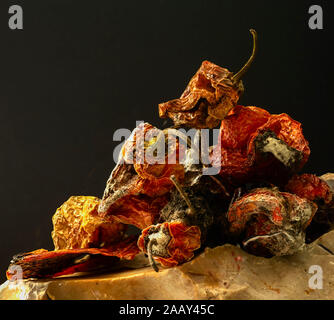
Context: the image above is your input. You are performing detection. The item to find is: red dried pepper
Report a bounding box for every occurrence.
[227,188,317,257]
[285,173,334,243]
[136,174,216,270]
[6,236,140,280]
[137,221,201,268]
[212,105,310,186]
[285,173,332,205]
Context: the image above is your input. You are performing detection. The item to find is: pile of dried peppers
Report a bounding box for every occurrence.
[7,30,334,280]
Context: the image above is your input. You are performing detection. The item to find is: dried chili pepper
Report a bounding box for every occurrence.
[6,236,139,280]
[251,113,310,171]
[121,123,186,197]
[98,122,185,229]
[285,173,334,243]
[158,30,257,129]
[52,196,126,250]
[285,174,332,205]
[100,123,185,199]
[137,221,201,269]
[6,196,139,280]
[227,187,317,257]
[137,173,220,270]
[102,194,169,230]
[211,105,310,186]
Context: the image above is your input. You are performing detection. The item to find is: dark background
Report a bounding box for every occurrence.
[0,0,332,283]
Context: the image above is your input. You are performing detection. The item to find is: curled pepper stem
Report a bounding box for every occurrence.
[232,29,258,83]
[170,175,196,215]
[147,239,159,272]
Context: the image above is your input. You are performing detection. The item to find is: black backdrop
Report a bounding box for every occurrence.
[0,0,333,282]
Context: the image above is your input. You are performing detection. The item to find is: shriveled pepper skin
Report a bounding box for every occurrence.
[137,222,201,267]
[121,122,185,198]
[7,196,140,280]
[98,122,185,229]
[159,30,257,129]
[286,173,334,244]
[52,196,126,250]
[103,194,169,230]
[6,236,140,280]
[159,60,244,129]
[136,174,219,268]
[227,188,317,257]
[212,105,310,186]
[285,174,333,205]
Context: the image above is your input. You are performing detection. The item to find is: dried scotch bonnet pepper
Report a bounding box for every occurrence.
[211,105,310,187]
[285,173,334,243]
[159,30,258,129]
[227,188,317,257]
[7,196,140,280]
[285,173,333,205]
[98,122,185,229]
[137,174,218,270]
[52,196,126,250]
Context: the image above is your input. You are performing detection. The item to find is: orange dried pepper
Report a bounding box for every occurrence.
[121,122,185,197]
[52,196,126,250]
[159,30,257,129]
[98,122,185,228]
[103,194,169,230]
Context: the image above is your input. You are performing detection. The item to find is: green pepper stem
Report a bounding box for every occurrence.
[232,29,258,83]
